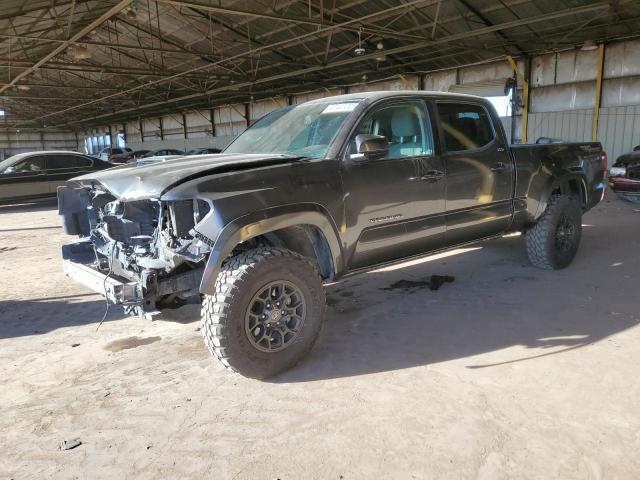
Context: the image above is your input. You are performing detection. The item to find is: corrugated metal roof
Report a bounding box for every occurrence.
[0,0,639,127]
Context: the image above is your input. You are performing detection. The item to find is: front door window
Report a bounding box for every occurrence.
[353,101,434,159]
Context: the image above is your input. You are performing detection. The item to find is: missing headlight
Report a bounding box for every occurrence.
[166,199,211,238]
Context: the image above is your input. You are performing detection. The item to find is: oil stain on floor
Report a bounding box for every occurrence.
[381,275,455,292]
[104,336,162,352]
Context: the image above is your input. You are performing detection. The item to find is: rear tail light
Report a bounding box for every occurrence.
[600,151,608,172]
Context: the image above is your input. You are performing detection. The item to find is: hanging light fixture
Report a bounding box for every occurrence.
[375,41,385,62]
[354,27,365,56]
[581,40,598,51]
[69,44,91,60]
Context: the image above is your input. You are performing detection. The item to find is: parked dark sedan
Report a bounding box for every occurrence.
[185,147,222,155]
[0,151,112,204]
[131,149,151,159]
[142,148,184,158]
[608,146,640,203]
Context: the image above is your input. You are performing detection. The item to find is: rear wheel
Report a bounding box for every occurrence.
[526,195,582,270]
[201,247,325,379]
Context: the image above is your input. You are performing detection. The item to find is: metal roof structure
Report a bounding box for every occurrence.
[1,0,639,128]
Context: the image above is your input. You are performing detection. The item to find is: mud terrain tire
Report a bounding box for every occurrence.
[201,247,325,379]
[526,195,582,270]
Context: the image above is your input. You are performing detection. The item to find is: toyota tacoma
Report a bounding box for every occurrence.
[58,91,607,379]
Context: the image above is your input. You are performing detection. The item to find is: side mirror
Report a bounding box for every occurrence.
[351,134,389,160]
[3,166,15,174]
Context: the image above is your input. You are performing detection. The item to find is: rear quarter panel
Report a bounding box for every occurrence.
[511,142,604,226]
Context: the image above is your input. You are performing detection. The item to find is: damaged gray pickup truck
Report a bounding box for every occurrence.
[59,91,606,379]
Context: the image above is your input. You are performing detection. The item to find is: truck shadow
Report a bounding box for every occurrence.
[0,296,121,339]
[274,220,639,382]
[0,198,58,213]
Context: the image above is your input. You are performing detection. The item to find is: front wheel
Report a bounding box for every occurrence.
[201,247,325,379]
[526,195,582,270]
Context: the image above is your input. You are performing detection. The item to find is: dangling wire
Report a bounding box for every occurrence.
[96,243,116,331]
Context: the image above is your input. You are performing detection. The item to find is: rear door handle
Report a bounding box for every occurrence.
[419,170,445,182]
[491,162,507,173]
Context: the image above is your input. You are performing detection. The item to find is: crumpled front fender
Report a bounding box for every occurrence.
[197,203,343,295]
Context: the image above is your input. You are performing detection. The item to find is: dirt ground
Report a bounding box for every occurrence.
[1,196,639,480]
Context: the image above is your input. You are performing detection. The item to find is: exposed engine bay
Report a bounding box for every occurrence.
[58,183,212,316]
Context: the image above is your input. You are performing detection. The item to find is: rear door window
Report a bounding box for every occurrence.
[76,156,93,167]
[437,103,495,152]
[47,155,74,169]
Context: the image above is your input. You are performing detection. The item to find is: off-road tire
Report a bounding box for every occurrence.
[201,247,325,379]
[526,195,582,270]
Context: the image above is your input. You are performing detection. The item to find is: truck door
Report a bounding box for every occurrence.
[342,99,446,269]
[435,101,514,244]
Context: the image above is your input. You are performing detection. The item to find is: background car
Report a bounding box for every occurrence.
[142,148,184,158]
[132,155,184,166]
[185,147,222,155]
[608,145,640,203]
[0,151,112,204]
[96,147,133,163]
[132,149,151,160]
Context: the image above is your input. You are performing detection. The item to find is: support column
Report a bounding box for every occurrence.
[182,112,188,139]
[209,108,216,137]
[592,43,605,141]
[507,55,530,144]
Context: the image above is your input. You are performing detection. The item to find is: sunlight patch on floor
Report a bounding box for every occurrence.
[368,247,483,273]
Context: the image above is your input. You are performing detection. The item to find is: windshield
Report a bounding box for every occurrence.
[224,100,361,158]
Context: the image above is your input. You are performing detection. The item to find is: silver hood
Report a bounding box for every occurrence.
[70,153,295,200]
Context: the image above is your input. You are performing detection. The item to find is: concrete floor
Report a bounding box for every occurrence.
[1,196,639,479]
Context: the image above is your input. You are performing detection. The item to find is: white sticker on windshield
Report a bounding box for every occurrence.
[322,103,359,114]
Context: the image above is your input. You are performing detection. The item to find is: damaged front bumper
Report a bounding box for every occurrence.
[58,183,213,316]
[62,258,143,305]
[62,239,147,315]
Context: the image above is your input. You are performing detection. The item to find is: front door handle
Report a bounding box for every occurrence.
[491,162,507,173]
